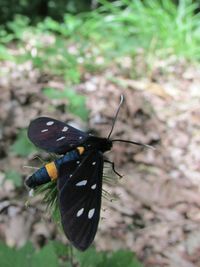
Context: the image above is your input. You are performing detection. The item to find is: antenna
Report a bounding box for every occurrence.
[107,95,124,140]
[107,94,155,150]
[111,139,155,149]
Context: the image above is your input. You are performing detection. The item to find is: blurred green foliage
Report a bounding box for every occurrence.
[0,242,59,267]
[1,0,200,25]
[0,0,93,25]
[0,44,13,60]
[10,130,36,157]
[0,0,200,74]
[43,87,89,121]
[0,241,143,267]
[5,170,22,187]
[75,248,143,267]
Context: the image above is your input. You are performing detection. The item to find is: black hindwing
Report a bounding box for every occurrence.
[28,117,89,154]
[58,150,103,251]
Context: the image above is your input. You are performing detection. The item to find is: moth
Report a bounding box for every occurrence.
[25,95,150,251]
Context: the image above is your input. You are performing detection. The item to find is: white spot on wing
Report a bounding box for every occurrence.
[69,174,72,178]
[79,136,83,139]
[41,129,48,132]
[77,208,84,217]
[92,162,96,165]
[88,208,95,219]
[46,121,54,126]
[62,126,68,132]
[76,161,80,164]
[56,136,66,141]
[76,180,87,186]
[91,184,96,190]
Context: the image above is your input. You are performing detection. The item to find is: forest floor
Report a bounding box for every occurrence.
[0,56,200,267]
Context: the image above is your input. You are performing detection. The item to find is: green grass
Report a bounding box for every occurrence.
[34,181,60,223]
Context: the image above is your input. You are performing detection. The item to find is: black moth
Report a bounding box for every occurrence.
[25,95,150,251]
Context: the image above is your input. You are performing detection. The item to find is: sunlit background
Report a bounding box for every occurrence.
[0,0,200,266]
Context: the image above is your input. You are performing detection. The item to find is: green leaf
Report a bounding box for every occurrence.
[75,248,143,267]
[7,15,30,40]
[5,170,22,187]
[10,130,36,157]
[51,241,69,258]
[0,241,59,267]
[75,247,105,267]
[103,250,143,267]
[0,44,13,60]
[0,242,34,267]
[32,242,59,267]
[15,242,35,267]
[0,241,143,267]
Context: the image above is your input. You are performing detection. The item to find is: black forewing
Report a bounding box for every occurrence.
[58,150,103,251]
[28,117,89,154]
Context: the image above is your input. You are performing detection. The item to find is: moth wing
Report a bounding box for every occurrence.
[28,117,88,154]
[58,150,103,251]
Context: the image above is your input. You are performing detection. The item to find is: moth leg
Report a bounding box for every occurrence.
[104,160,123,178]
[33,155,46,164]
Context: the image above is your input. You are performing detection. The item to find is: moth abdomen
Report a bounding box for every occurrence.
[25,149,82,189]
[25,166,52,188]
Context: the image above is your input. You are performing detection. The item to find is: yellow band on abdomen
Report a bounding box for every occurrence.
[77,146,85,155]
[45,162,58,181]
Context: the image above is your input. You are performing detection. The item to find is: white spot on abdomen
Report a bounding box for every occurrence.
[56,136,66,141]
[88,208,95,219]
[41,129,48,133]
[29,189,34,197]
[76,161,80,164]
[79,136,83,139]
[76,180,87,186]
[91,184,96,190]
[92,162,96,165]
[46,121,54,126]
[77,208,84,217]
[62,126,68,132]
